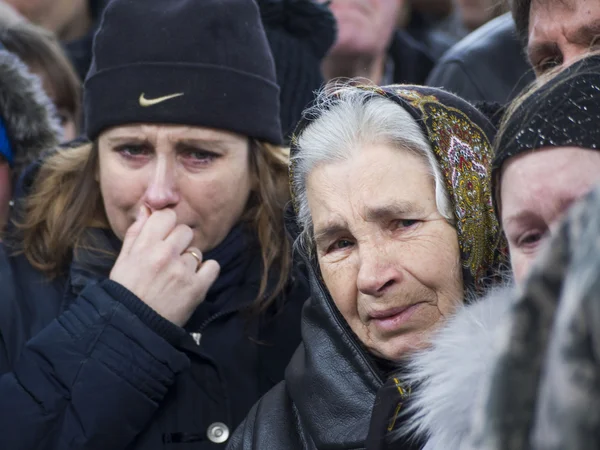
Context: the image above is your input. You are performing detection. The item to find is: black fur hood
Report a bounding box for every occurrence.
[0,47,61,183]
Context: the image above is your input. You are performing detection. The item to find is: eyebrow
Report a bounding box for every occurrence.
[176,139,231,152]
[364,201,425,222]
[105,136,231,151]
[105,135,148,145]
[566,19,600,46]
[528,19,600,64]
[313,223,349,248]
[312,201,424,247]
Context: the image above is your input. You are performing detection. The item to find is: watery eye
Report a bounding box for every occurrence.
[394,219,419,229]
[334,239,353,249]
[517,230,546,249]
[117,145,148,156]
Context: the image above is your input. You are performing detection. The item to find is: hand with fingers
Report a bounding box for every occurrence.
[110,206,220,327]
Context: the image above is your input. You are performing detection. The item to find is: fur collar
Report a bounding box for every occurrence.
[399,284,516,449]
[0,48,61,177]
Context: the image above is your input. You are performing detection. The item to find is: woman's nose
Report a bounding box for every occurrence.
[142,158,180,212]
[356,245,403,297]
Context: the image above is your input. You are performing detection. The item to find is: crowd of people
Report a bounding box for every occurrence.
[0,0,599,449]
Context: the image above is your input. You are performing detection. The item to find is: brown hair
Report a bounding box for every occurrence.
[512,0,532,45]
[14,139,293,313]
[0,18,81,132]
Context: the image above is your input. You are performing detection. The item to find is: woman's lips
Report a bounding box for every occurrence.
[369,303,423,332]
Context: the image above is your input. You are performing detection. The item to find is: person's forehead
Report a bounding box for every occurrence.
[501,148,600,214]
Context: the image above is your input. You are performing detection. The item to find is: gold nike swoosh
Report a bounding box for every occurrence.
[139,92,184,107]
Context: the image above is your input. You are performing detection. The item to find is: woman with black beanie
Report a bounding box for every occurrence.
[0,1,310,448]
[492,52,600,284]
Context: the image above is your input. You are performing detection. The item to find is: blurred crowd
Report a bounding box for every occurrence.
[0,0,599,449]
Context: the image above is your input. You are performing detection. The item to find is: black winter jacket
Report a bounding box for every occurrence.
[0,227,309,449]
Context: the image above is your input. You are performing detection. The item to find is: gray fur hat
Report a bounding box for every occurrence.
[0,45,61,183]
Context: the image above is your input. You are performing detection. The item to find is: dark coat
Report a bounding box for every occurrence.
[389,30,438,86]
[426,13,535,105]
[227,235,415,449]
[0,226,309,449]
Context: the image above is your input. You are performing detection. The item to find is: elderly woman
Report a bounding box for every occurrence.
[399,53,600,450]
[0,0,310,448]
[228,84,505,449]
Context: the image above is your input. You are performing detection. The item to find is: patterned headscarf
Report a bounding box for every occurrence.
[290,84,507,295]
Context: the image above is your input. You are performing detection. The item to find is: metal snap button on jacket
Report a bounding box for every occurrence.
[207,422,229,444]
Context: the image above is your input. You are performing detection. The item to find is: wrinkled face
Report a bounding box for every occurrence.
[98,124,252,252]
[500,147,600,284]
[528,0,600,75]
[320,0,400,58]
[455,0,506,31]
[0,156,11,230]
[306,143,463,361]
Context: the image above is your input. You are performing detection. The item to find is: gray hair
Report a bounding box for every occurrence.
[291,85,454,252]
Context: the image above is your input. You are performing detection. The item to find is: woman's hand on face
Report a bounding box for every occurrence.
[110,206,220,327]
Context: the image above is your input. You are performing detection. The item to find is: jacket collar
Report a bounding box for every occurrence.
[285,252,384,448]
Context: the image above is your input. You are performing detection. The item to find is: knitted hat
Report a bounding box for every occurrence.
[84,0,283,145]
[492,54,600,212]
[258,0,336,142]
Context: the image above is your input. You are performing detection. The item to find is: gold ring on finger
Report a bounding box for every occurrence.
[184,250,202,273]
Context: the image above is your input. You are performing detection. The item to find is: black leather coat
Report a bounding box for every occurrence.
[228,256,385,449]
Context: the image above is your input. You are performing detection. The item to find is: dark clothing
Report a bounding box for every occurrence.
[389,30,439,85]
[405,11,460,60]
[367,376,423,450]
[63,0,110,81]
[426,13,535,105]
[228,268,386,449]
[258,0,336,142]
[0,226,309,449]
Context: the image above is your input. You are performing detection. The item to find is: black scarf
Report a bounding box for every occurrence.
[68,224,256,309]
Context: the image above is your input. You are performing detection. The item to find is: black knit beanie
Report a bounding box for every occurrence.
[84,0,283,145]
[258,0,336,142]
[492,54,600,211]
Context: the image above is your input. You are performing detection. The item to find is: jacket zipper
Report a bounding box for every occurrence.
[189,306,245,346]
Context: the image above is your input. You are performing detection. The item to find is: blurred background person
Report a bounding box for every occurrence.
[317,0,441,85]
[426,13,535,106]
[258,0,337,142]
[0,39,60,230]
[1,0,110,80]
[0,1,81,141]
